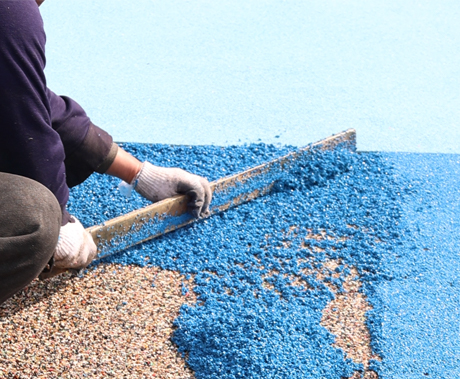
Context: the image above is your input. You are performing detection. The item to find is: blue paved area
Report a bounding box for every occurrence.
[374,153,460,378]
[70,145,460,378]
[41,0,460,152]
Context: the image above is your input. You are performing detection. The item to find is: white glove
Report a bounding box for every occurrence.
[53,216,97,269]
[134,162,212,218]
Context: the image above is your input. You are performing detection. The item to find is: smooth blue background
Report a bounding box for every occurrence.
[41,0,460,152]
[377,153,460,378]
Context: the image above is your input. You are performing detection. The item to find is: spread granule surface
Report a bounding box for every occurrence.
[0,265,196,379]
[1,143,459,378]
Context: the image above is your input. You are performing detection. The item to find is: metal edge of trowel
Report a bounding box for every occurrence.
[86,128,356,259]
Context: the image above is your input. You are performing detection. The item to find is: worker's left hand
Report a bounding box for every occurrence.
[134,162,212,218]
[53,216,97,269]
[39,216,96,280]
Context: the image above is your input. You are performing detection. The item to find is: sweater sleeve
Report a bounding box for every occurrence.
[46,89,118,188]
[0,1,69,209]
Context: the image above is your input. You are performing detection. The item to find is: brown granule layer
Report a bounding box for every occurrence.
[0,264,196,379]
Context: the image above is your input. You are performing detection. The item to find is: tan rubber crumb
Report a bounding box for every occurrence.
[0,264,196,379]
[320,263,380,379]
[287,227,382,379]
[283,258,380,378]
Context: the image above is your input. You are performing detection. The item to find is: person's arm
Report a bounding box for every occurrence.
[105,148,142,183]
[105,147,213,218]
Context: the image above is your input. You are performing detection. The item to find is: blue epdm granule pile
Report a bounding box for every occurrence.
[68,143,460,379]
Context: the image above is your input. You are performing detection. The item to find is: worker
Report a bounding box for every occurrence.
[0,0,212,304]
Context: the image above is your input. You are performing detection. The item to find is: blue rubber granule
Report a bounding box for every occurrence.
[68,143,460,379]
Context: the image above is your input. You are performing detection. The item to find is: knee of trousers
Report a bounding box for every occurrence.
[0,173,62,304]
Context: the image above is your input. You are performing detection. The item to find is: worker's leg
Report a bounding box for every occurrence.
[0,173,61,305]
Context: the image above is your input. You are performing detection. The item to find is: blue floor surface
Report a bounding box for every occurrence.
[374,153,460,378]
[69,144,460,378]
[41,0,460,153]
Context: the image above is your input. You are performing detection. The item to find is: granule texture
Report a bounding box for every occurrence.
[0,264,195,379]
[91,145,458,378]
[2,143,459,378]
[80,144,395,378]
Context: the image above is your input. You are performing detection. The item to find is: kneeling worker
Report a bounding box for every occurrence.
[0,0,212,304]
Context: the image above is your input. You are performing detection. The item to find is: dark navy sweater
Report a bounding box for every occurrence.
[0,1,116,218]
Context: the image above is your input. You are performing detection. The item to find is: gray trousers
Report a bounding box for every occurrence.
[0,173,61,304]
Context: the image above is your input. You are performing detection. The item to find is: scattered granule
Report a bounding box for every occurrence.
[320,263,380,379]
[285,228,381,378]
[0,264,196,379]
[286,259,380,379]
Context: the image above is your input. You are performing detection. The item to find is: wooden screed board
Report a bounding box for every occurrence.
[86,129,356,259]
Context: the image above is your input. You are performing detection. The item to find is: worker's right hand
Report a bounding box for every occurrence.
[53,216,97,269]
[134,162,212,218]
